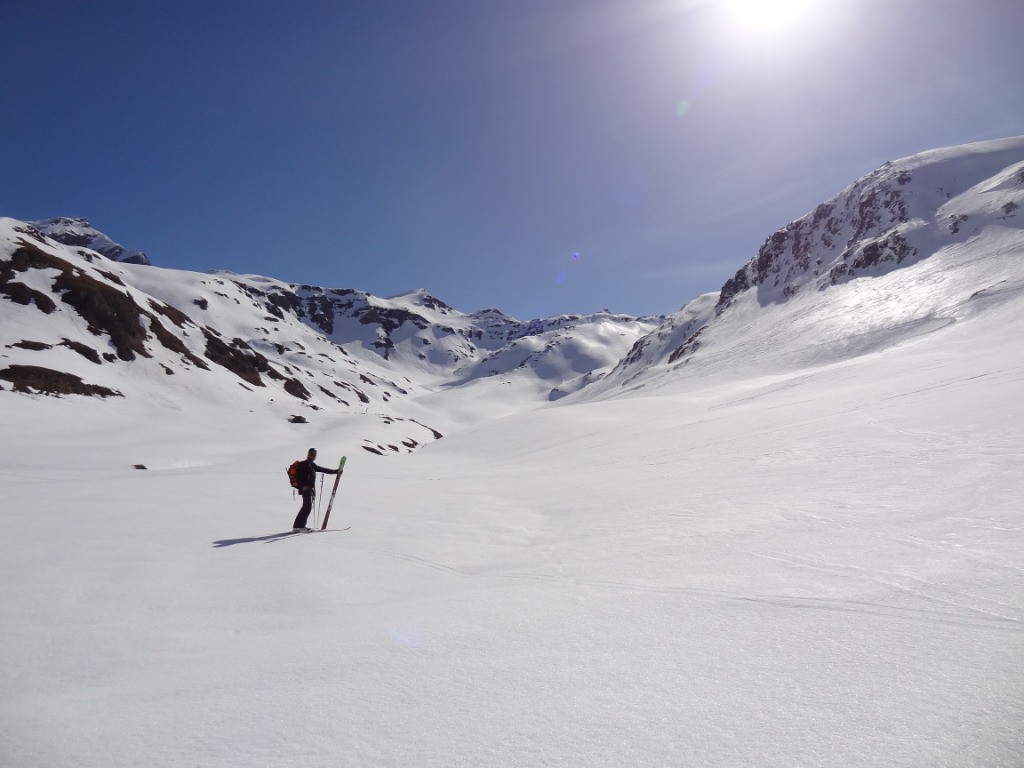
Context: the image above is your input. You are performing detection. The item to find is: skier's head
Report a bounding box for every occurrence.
[307,448,317,459]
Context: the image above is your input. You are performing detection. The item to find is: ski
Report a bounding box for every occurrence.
[320,455,347,530]
[282,525,351,537]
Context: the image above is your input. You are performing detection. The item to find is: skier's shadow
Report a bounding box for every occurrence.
[212,532,298,547]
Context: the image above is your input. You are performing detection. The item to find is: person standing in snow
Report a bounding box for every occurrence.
[292,448,340,532]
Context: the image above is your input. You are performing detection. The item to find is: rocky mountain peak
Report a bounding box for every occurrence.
[31,216,152,266]
[717,137,1024,309]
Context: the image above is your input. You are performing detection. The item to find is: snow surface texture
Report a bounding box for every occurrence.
[2,137,1023,767]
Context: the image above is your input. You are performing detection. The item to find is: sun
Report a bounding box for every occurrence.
[725,0,812,33]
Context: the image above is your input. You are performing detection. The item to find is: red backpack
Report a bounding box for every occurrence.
[287,460,302,489]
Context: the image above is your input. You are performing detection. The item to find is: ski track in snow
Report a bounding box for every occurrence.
[295,530,1023,635]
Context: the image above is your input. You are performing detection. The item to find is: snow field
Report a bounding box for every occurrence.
[2,287,1022,767]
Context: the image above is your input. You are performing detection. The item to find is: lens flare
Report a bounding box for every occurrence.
[555,252,582,286]
[726,0,811,32]
[388,628,432,649]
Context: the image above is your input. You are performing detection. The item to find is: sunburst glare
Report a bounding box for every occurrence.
[725,0,813,33]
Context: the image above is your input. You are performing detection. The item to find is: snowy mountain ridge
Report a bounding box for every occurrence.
[0,218,660,451]
[717,135,1024,304]
[587,135,1024,396]
[3,136,1023,446]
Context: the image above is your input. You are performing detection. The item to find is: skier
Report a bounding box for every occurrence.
[291,448,340,532]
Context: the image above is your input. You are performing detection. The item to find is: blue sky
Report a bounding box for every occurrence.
[3,0,1023,319]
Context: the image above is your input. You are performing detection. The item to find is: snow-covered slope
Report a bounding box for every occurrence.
[0,219,659,449]
[1,227,1021,768]
[592,136,1024,396]
[720,136,1024,304]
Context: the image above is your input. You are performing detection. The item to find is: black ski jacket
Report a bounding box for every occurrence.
[296,459,337,492]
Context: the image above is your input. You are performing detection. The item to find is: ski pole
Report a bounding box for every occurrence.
[316,474,324,529]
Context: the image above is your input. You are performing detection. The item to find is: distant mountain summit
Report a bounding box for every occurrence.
[30,217,151,265]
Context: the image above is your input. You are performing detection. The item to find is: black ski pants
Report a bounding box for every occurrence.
[292,489,315,529]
